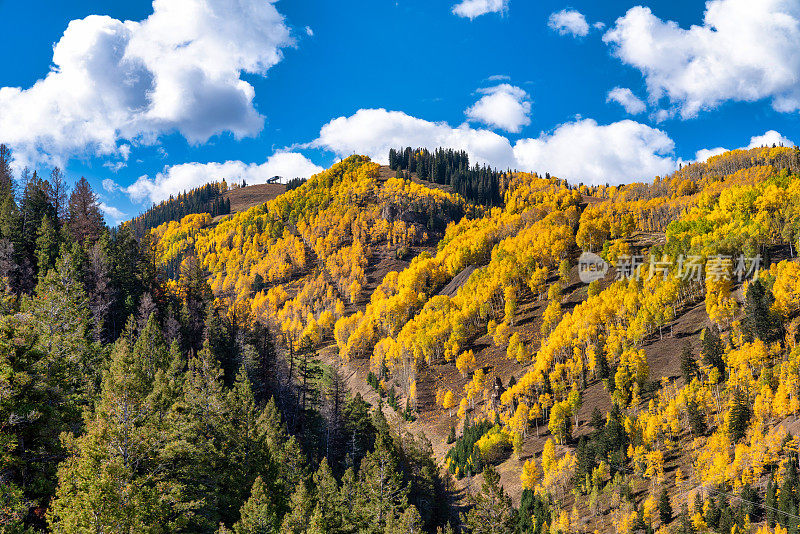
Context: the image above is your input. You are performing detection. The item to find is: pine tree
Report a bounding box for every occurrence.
[133,312,169,382]
[677,503,695,534]
[0,144,14,199]
[49,167,69,224]
[658,487,673,525]
[28,247,96,399]
[461,464,515,534]
[67,177,105,245]
[686,400,707,438]
[743,278,777,342]
[280,482,315,533]
[386,505,424,533]
[766,477,777,527]
[312,458,344,532]
[48,315,169,533]
[700,327,725,377]
[233,476,280,534]
[86,234,114,341]
[158,340,231,531]
[679,341,700,383]
[356,432,408,532]
[34,216,58,278]
[728,388,751,443]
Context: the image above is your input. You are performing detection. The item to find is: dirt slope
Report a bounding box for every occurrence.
[224,183,286,213]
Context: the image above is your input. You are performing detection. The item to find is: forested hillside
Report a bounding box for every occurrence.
[129,182,231,238]
[5,143,800,534]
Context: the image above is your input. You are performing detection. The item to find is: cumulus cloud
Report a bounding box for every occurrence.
[548,9,590,37]
[99,202,127,224]
[0,0,293,168]
[311,109,678,185]
[513,119,677,185]
[695,147,727,162]
[452,0,508,19]
[696,130,796,161]
[310,108,516,168]
[603,0,800,119]
[748,130,795,148]
[126,152,323,204]
[465,84,531,133]
[606,87,647,114]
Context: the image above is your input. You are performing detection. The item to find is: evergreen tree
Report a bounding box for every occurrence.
[280,483,315,534]
[355,432,409,532]
[34,216,58,278]
[133,312,169,382]
[311,459,344,532]
[108,224,145,339]
[728,388,751,443]
[677,503,695,534]
[67,177,105,245]
[658,487,673,525]
[49,167,69,224]
[686,400,707,438]
[700,327,725,378]
[0,144,14,199]
[679,341,700,383]
[47,316,169,533]
[461,464,515,534]
[233,476,280,534]
[743,278,778,342]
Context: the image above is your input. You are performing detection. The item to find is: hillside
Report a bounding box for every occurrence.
[140,145,800,533]
[223,182,287,214]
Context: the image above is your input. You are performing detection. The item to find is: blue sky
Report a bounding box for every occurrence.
[0,0,798,223]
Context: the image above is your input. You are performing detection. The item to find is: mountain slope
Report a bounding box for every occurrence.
[149,146,800,533]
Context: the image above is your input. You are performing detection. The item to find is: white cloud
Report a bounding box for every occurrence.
[102,179,121,193]
[695,130,795,162]
[310,108,678,185]
[465,84,531,133]
[126,152,323,204]
[309,108,516,168]
[305,26,314,36]
[606,87,647,114]
[452,0,508,19]
[603,0,800,119]
[695,147,727,162]
[99,202,127,224]
[548,9,590,37]
[0,0,293,168]
[513,119,677,185]
[488,74,511,82]
[747,130,795,148]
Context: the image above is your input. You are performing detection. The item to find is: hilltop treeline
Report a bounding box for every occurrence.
[129,182,231,237]
[389,146,510,206]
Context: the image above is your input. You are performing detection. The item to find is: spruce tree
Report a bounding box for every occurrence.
[312,458,344,531]
[34,216,58,278]
[743,278,776,342]
[280,483,315,534]
[679,341,700,383]
[461,464,515,534]
[728,388,751,443]
[356,432,409,532]
[658,487,673,525]
[48,315,169,533]
[233,476,280,534]
[700,327,725,377]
